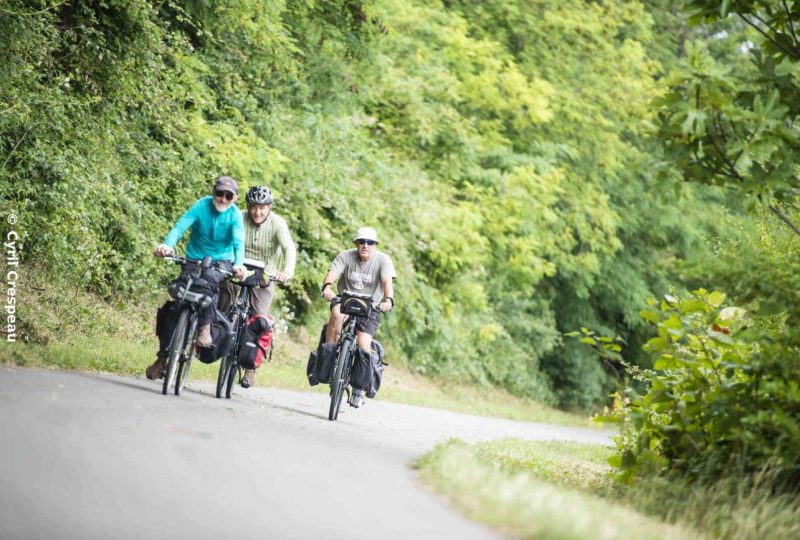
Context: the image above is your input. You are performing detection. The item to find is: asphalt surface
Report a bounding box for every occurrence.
[0,366,613,540]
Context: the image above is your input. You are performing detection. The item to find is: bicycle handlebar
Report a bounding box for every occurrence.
[162,255,234,277]
[329,295,389,313]
[229,274,278,289]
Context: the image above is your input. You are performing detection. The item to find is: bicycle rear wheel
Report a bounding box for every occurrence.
[163,309,189,395]
[328,340,351,421]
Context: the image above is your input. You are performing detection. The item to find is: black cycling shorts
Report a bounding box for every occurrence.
[331,302,382,337]
[354,309,381,337]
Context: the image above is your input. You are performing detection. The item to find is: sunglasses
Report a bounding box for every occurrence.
[356,239,377,246]
[214,190,235,201]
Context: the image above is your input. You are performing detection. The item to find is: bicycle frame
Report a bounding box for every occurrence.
[170,270,206,357]
[162,255,230,396]
[334,317,358,381]
[216,266,275,399]
[327,296,373,421]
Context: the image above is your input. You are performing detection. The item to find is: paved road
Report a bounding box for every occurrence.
[0,366,612,540]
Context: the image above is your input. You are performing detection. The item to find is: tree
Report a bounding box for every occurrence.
[657,0,800,233]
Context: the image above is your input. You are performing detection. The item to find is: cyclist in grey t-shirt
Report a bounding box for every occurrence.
[321,226,396,407]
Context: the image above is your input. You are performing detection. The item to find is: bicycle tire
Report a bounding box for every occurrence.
[163,309,189,395]
[225,360,237,399]
[225,359,239,399]
[216,353,229,398]
[175,359,187,396]
[175,320,197,396]
[328,339,351,421]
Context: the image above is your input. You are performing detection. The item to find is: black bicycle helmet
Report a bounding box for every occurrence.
[246,185,273,205]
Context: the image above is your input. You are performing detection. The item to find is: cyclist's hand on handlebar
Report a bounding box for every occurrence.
[322,288,337,301]
[154,244,173,257]
[233,265,246,279]
[258,275,274,288]
[274,272,291,283]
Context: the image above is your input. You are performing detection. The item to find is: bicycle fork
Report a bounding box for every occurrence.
[181,313,199,361]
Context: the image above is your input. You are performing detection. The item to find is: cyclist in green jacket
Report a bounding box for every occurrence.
[146,176,246,380]
[218,185,296,388]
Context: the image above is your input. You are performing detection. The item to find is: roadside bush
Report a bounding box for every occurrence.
[603,289,800,488]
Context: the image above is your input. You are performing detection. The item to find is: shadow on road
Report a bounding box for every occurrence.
[73,371,212,399]
[72,371,157,395]
[265,402,327,421]
[70,370,350,422]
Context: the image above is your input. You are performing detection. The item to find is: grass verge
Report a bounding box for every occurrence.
[417,439,800,540]
[417,439,699,540]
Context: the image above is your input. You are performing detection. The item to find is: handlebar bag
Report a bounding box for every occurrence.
[340,295,371,318]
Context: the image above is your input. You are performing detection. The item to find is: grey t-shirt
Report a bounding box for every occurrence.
[329,249,396,303]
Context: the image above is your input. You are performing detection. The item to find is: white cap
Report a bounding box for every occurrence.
[353,227,379,244]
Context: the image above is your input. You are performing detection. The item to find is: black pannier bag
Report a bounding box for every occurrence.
[307,342,336,386]
[350,341,385,397]
[368,340,385,398]
[308,324,330,386]
[349,348,372,393]
[155,300,178,359]
[197,309,234,364]
[306,349,319,386]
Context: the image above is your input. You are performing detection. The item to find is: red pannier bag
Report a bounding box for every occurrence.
[237,314,274,369]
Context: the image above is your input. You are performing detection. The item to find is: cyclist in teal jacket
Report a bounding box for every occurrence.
[146,176,246,380]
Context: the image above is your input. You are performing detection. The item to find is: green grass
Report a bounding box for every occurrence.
[417,439,800,540]
[417,439,701,540]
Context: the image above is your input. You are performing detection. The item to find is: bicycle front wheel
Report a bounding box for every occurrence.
[175,320,197,396]
[224,360,238,399]
[328,340,351,421]
[216,353,229,398]
[163,309,189,396]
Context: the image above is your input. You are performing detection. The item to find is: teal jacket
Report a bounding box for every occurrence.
[164,196,245,266]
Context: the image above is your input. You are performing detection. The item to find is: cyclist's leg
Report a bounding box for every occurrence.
[197,262,230,346]
[200,262,230,323]
[325,303,346,344]
[354,310,380,351]
[350,311,381,403]
[217,280,236,314]
[248,281,275,318]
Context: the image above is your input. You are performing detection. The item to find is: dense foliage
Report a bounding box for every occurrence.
[603,290,800,486]
[1,0,727,408]
[657,0,800,222]
[592,0,800,491]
